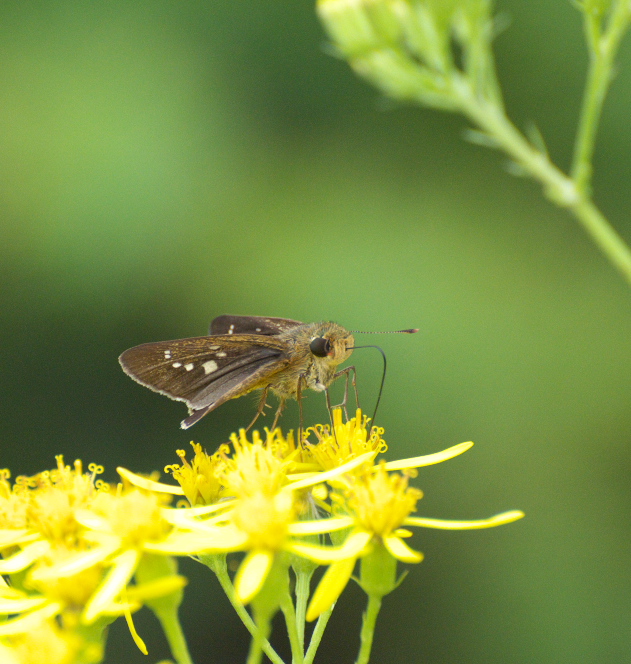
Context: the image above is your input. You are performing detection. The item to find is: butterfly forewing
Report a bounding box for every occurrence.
[119,336,288,408]
[209,315,303,336]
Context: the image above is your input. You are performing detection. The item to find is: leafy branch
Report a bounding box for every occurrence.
[317,0,631,285]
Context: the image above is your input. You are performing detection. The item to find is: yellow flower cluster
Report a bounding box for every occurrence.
[0,411,523,663]
[134,409,523,619]
[0,457,186,663]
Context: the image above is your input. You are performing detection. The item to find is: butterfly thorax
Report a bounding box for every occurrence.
[267,322,354,399]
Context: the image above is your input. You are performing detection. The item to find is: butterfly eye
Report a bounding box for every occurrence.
[310,337,331,357]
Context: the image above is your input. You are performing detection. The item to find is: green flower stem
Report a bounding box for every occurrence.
[279,590,304,664]
[294,569,313,651]
[246,615,271,664]
[572,5,631,193]
[304,606,334,664]
[568,196,631,285]
[135,555,192,664]
[450,76,631,287]
[203,556,286,664]
[355,594,382,664]
[153,605,194,664]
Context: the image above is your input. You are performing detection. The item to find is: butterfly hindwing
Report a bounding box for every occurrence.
[209,315,303,336]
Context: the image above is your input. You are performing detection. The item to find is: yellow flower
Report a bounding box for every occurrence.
[164,442,228,506]
[294,445,524,621]
[0,616,97,664]
[146,430,374,604]
[119,413,523,619]
[304,408,385,471]
[0,458,187,656]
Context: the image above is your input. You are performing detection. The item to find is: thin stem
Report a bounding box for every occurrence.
[207,557,286,664]
[304,606,334,664]
[294,569,313,652]
[280,590,304,664]
[449,77,631,287]
[246,615,272,664]
[571,7,630,192]
[450,77,571,198]
[155,606,194,664]
[568,196,631,283]
[355,594,382,664]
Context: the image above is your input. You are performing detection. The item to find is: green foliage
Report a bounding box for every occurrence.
[318,0,631,285]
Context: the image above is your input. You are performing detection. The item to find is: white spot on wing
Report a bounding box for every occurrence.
[255,328,261,332]
[216,352,227,358]
[203,360,219,374]
[164,350,172,359]
[184,363,194,371]
[208,345,220,350]
[228,324,235,335]
[172,362,182,368]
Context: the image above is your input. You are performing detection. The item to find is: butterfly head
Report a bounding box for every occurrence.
[308,323,354,367]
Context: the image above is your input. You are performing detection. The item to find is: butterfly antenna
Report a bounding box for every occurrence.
[347,345,388,433]
[350,328,419,334]
[346,327,417,429]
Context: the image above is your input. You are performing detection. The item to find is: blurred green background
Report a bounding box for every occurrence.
[2,1,631,662]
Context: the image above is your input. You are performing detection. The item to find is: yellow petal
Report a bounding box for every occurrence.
[286,451,376,492]
[161,500,235,524]
[0,601,63,636]
[383,441,474,471]
[30,543,119,581]
[234,550,274,604]
[74,508,110,530]
[337,530,372,558]
[288,516,354,536]
[306,557,356,622]
[83,549,140,624]
[96,599,141,616]
[0,530,39,549]
[393,528,413,538]
[0,596,48,616]
[382,535,423,563]
[124,601,148,655]
[288,541,349,564]
[291,529,371,564]
[126,575,188,602]
[405,510,525,530]
[0,541,49,573]
[117,467,184,495]
[144,528,248,554]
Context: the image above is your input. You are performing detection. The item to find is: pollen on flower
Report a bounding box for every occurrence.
[0,457,193,659]
[220,429,294,497]
[0,457,108,544]
[343,464,422,537]
[166,442,228,506]
[305,408,386,471]
[0,478,30,531]
[88,489,172,547]
[231,490,297,550]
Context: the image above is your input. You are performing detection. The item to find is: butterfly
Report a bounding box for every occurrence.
[119,315,356,429]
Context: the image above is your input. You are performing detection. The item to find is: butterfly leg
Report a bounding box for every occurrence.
[296,376,305,445]
[325,387,335,429]
[329,366,359,419]
[245,385,271,432]
[271,396,286,430]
